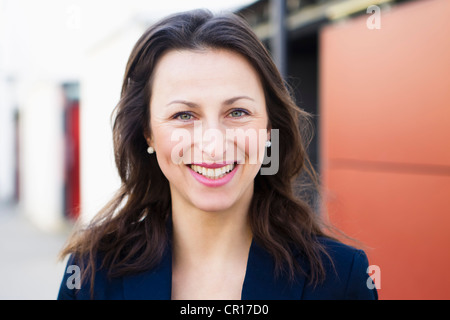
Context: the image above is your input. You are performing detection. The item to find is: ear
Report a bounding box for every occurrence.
[144,131,153,148]
[267,125,272,141]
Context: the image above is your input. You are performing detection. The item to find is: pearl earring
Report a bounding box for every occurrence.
[265,140,271,148]
[147,146,155,154]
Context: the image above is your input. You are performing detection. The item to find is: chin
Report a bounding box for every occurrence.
[190,194,238,213]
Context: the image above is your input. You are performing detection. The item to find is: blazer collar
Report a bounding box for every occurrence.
[241,239,307,300]
[123,239,307,300]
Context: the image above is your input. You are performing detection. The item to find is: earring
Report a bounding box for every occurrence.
[265,140,271,148]
[147,146,155,154]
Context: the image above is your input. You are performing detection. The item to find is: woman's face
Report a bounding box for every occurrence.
[148,49,269,212]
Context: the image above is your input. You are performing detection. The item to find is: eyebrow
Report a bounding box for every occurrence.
[166,95,254,108]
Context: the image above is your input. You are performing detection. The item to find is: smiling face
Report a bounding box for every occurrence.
[148,49,269,213]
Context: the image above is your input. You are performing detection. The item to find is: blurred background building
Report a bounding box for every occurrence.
[0,0,449,299]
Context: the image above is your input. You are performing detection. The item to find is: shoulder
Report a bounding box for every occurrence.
[300,237,378,300]
[57,253,124,300]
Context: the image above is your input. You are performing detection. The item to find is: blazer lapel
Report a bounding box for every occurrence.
[241,240,306,300]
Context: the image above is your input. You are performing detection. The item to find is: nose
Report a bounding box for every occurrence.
[202,125,226,161]
[193,119,227,162]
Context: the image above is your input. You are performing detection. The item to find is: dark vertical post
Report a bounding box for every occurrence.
[270,0,287,79]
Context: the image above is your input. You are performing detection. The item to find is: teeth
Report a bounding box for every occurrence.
[190,163,235,179]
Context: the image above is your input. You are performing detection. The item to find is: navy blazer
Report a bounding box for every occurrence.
[57,237,378,300]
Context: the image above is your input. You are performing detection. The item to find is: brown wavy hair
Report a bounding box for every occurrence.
[60,9,336,295]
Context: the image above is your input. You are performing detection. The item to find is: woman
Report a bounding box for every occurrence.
[58,9,377,300]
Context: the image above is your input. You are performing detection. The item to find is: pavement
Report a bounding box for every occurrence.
[0,203,70,300]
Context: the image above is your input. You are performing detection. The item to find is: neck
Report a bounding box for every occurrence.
[171,193,253,267]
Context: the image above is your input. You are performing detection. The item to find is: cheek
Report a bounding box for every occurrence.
[152,125,193,168]
[234,127,268,165]
[152,125,177,166]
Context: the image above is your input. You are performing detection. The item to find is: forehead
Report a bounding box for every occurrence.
[150,48,263,98]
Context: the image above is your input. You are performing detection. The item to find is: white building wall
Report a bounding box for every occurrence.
[80,22,145,223]
[0,0,17,203]
[0,78,15,203]
[0,0,83,232]
[19,80,66,231]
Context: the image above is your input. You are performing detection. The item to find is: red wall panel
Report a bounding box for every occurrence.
[326,169,450,299]
[320,0,450,299]
[321,0,450,167]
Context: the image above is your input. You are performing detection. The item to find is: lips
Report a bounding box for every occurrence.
[191,162,233,169]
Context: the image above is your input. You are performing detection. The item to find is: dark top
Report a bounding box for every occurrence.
[57,237,378,300]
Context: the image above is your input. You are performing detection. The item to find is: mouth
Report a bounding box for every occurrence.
[188,162,236,180]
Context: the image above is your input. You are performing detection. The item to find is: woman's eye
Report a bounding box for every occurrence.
[174,112,193,121]
[229,109,248,118]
